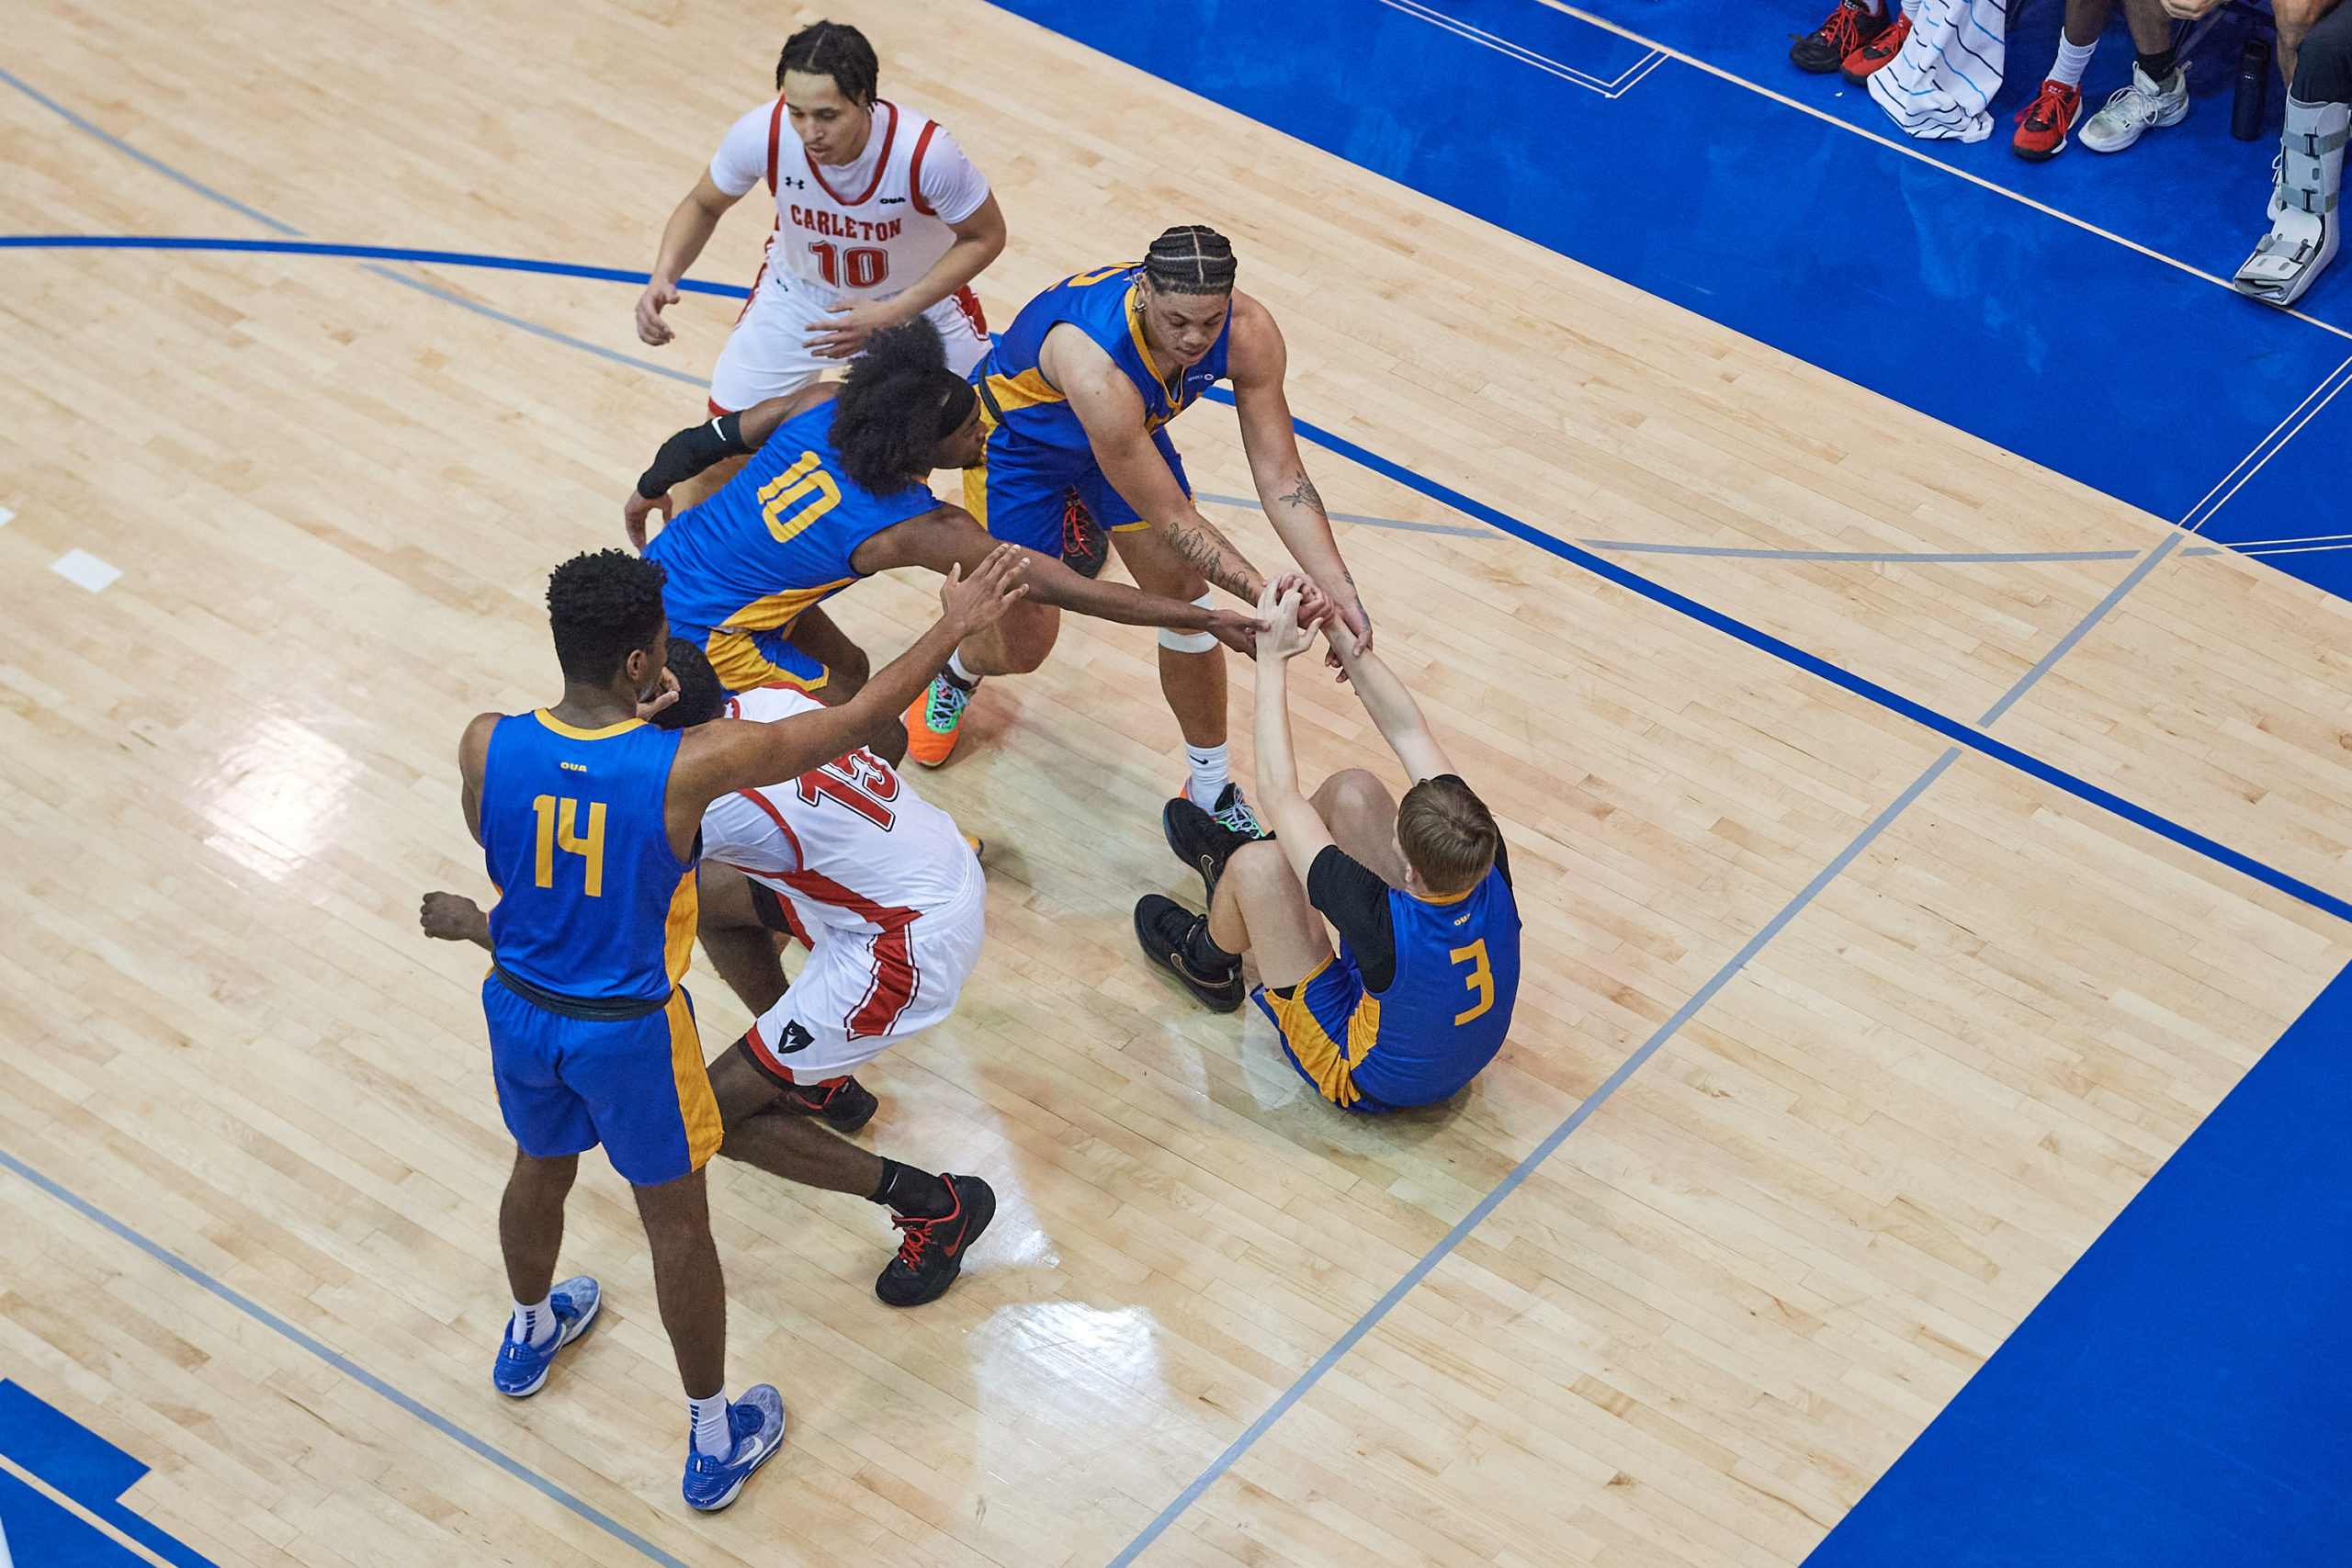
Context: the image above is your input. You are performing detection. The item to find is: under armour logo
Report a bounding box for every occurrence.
[777,1020,816,1054]
[778,175,807,190]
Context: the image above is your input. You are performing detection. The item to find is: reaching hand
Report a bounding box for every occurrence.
[1255,580,1315,662]
[1317,578,1371,681]
[419,890,491,947]
[625,489,674,551]
[1204,608,1264,659]
[805,297,906,360]
[636,665,681,721]
[634,279,682,346]
[940,545,1030,637]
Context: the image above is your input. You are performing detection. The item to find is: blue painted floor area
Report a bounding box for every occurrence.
[993,0,2352,597]
[0,1381,219,1568]
[1804,958,2352,1567]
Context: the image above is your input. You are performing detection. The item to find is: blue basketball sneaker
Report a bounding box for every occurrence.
[682,1383,787,1512]
[492,1276,600,1398]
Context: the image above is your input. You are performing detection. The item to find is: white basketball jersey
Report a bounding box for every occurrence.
[759,99,961,302]
[699,686,977,931]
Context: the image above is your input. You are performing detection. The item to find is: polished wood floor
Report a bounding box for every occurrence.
[4,2,2349,1565]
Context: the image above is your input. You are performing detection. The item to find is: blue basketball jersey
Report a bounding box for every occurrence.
[480,712,696,1004]
[975,264,1232,449]
[646,398,940,658]
[1348,866,1521,1105]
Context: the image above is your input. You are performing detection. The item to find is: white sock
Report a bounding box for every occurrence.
[511,1296,556,1349]
[1185,743,1230,808]
[946,649,978,687]
[2050,35,2095,87]
[690,1391,732,1458]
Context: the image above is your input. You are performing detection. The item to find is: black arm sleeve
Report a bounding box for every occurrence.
[635,412,752,498]
[1306,846,1399,993]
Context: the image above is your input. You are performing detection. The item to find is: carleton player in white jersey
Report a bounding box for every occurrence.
[635,19,1006,426]
[697,679,988,1100]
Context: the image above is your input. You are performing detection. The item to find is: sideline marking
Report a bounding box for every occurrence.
[0,1453,180,1568]
[0,1145,697,1568]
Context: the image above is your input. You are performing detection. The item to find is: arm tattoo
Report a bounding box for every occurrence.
[1276,468,1326,515]
[1161,511,1260,599]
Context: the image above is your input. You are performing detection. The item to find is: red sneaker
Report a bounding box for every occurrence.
[1841,12,1911,84]
[1792,1,1889,74]
[2012,78,2084,162]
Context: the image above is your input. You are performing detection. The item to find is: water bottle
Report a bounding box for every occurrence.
[2234,35,2271,141]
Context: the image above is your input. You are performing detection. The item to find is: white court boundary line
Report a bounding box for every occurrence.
[1379,0,1667,96]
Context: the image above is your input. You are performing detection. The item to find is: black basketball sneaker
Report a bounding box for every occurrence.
[1133,894,1245,1012]
[1061,488,1108,579]
[876,1173,996,1307]
[1162,785,1271,905]
[757,1075,879,1135]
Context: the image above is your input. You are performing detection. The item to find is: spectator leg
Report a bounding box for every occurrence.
[2235,4,2352,306]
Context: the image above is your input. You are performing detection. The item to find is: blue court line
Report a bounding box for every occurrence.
[1102,745,1964,1566]
[0,235,751,299]
[0,1145,695,1568]
[1582,541,2145,563]
[2,231,2342,921]
[1198,386,2352,926]
[358,265,707,388]
[0,67,304,237]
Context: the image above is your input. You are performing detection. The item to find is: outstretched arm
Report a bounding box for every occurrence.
[637,172,744,347]
[1251,583,1337,886]
[664,547,1029,836]
[1227,293,1369,656]
[626,384,837,547]
[853,507,1261,654]
[1323,617,1453,783]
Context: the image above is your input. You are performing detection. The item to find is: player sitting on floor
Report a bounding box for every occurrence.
[1135,584,1522,1112]
[626,320,1258,762]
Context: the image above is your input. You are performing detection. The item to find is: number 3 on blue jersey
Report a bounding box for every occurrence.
[1450,938,1494,1025]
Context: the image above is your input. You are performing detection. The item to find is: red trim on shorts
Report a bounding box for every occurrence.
[743,1020,801,1084]
[950,285,987,340]
[807,100,898,207]
[775,866,922,1040]
[909,121,940,216]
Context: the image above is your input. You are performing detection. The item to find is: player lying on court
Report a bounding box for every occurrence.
[626,320,1260,761]
[908,226,1370,843]
[426,636,989,1250]
[635,19,1005,509]
[1136,584,1522,1112]
[442,545,1022,1512]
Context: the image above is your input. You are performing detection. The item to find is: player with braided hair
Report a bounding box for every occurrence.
[626,320,1260,764]
[908,226,1373,851]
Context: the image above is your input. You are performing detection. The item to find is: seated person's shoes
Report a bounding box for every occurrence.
[1792,0,1887,74]
[1163,786,1269,904]
[1134,894,1245,1013]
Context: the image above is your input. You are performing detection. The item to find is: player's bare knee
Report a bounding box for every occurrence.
[1224,839,1293,897]
[1314,767,1389,819]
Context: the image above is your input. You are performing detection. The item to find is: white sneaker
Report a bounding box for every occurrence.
[2081,63,2189,153]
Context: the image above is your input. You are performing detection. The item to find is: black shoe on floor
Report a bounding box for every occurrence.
[875,1173,996,1307]
[1163,785,1271,905]
[1134,894,1245,1013]
[1790,0,1885,73]
[760,1075,878,1135]
[1060,489,1108,579]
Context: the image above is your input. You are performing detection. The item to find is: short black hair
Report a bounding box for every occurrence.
[1144,226,1238,295]
[650,638,727,731]
[777,20,879,103]
[828,319,976,495]
[547,550,667,686]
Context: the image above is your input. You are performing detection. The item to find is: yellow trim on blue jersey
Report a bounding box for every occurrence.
[663,987,723,1171]
[533,712,645,741]
[716,581,855,635]
[1124,282,1176,402]
[1266,955,1384,1109]
[703,630,831,695]
[962,448,990,530]
[1414,885,1477,907]
[662,866,698,987]
[982,366,1068,415]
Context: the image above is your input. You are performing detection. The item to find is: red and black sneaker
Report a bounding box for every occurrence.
[1061,488,1108,579]
[1841,11,1910,83]
[1791,0,1888,74]
[2011,78,2083,162]
[875,1173,996,1307]
[758,1074,878,1134]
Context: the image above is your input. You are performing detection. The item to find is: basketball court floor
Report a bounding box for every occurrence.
[3,2,2348,1564]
